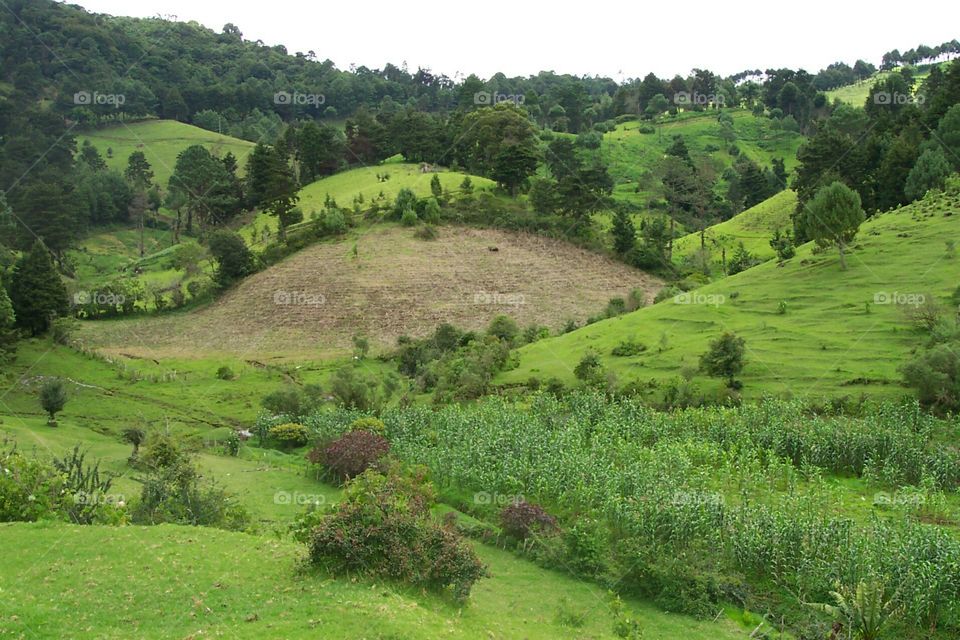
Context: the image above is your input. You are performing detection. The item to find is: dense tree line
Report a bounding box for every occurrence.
[792,61,960,239]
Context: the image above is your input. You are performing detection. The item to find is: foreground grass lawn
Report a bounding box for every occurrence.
[0,522,752,639]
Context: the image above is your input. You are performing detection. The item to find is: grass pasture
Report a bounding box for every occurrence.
[77,120,256,185]
[672,189,798,270]
[499,186,960,401]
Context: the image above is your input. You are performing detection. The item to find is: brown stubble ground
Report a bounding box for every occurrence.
[78,226,663,360]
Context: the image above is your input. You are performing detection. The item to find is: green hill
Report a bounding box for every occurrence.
[603,109,804,206]
[498,184,960,401]
[77,120,256,185]
[0,521,753,639]
[672,189,797,269]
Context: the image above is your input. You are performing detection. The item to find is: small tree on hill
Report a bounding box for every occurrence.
[40,378,67,425]
[699,332,746,388]
[611,210,637,256]
[0,286,17,361]
[430,173,442,199]
[207,230,255,286]
[904,147,952,202]
[9,241,68,335]
[799,181,864,270]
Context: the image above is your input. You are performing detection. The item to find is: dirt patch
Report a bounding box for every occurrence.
[80,226,663,358]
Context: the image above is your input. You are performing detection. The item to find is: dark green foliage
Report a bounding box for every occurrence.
[901,342,960,415]
[574,350,605,385]
[168,145,242,234]
[699,332,746,387]
[769,228,796,261]
[611,340,647,357]
[39,378,68,422]
[905,146,952,201]
[305,470,488,601]
[798,181,865,270]
[0,286,17,361]
[51,446,115,525]
[487,315,519,344]
[132,458,250,530]
[207,230,255,286]
[727,242,760,275]
[611,210,637,256]
[261,385,322,419]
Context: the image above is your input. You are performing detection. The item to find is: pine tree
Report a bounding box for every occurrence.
[9,240,68,335]
[905,146,952,201]
[611,210,637,256]
[0,286,17,361]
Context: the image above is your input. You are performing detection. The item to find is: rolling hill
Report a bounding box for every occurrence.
[498,183,960,401]
[76,225,662,358]
[602,109,805,206]
[77,120,256,185]
[672,189,797,270]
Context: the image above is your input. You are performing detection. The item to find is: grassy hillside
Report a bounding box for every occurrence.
[240,163,497,242]
[672,189,797,269]
[498,186,960,400]
[0,522,754,639]
[603,109,804,206]
[77,120,256,185]
[76,225,662,358]
[825,66,935,106]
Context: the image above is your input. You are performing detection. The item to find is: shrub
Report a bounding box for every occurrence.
[139,432,188,470]
[207,230,255,286]
[574,350,605,385]
[0,443,64,522]
[39,378,67,424]
[348,416,386,435]
[605,297,627,317]
[699,332,746,388]
[414,224,439,240]
[132,459,250,531]
[500,499,558,541]
[268,422,309,448]
[611,340,646,357]
[306,470,487,600]
[901,342,960,415]
[311,429,390,482]
[224,430,242,456]
[487,314,519,344]
[400,207,418,226]
[262,386,306,417]
[215,365,235,380]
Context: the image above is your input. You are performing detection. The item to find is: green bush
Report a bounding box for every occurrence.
[215,365,235,380]
[348,416,386,435]
[0,444,64,522]
[306,470,488,601]
[611,340,647,357]
[132,459,250,531]
[268,422,309,448]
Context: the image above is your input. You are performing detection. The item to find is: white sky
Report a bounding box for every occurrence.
[74,0,960,80]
